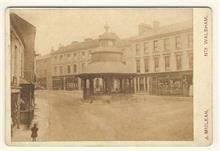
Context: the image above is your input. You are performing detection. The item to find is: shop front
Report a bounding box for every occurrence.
[65,75,79,90]
[19,79,35,127]
[52,76,64,90]
[150,71,193,96]
[11,86,21,131]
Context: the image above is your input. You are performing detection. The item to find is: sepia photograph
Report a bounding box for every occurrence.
[5,8,212,146]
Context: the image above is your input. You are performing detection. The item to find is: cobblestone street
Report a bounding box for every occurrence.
[12,90,193,141]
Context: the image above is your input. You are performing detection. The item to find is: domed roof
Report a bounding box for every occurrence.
[99,32,119,40]
[99,24,119,40]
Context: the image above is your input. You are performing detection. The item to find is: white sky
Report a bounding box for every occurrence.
[11,8,192,55]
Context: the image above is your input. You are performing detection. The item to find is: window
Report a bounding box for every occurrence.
[14,45,17,75]
[188,34,193,48]
[188,53,193,69]
[176,54,182,70]
[54,56,57,61]
[164,56,170,71]
[164,38,170,51]
[59,66,63,74]
[135,44,141,55]
[74,64,77,73]
[154,56,159,72]
[136,59,141,73]
[175,36,181,49]
[67,53,71,58]
[54,66,57,74]
[73,53,77,58]
[82,63,85,72]
[60,55,63,60]
[153,40,159,52]
[81,51,85,57]
[144,57,149,72]
[144,42,148,54]
[67,65,71,73]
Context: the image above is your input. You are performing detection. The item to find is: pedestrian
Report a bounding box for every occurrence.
[31,123,38,141]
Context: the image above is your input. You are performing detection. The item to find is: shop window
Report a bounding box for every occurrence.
[136,59,141,73]
[164,56,170,71]
[170,79,182,94]
[176,54,182,70]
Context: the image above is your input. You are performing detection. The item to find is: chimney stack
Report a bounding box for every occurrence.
[138,23,152,35]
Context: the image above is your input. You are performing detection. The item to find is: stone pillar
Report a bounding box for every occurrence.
[103,78,108,94]
[137,77,140,92]
[78,77,81,90]
[83,78,87,99]
[63,76,66,90]
[143,76,146,93]
[147,76,150,94]
[119,78,122,93]
[128,78,131,93]
[89,78,94,96]
[134,77,137,93]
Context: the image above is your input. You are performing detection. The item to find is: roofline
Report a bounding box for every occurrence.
[10,12,36,30]
[132,28,192,43]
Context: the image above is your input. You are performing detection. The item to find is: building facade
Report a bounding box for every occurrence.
[36,54,52,89]
[133,21,193,96]
[10,25,25,130]
[36,21,193,97]
[10,13,36,131]
[50,39,99,90]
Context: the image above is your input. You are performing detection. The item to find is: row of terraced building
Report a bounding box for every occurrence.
[36,20,193,97]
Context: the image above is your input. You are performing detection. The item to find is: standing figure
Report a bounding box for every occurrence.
[31,123,38,141]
